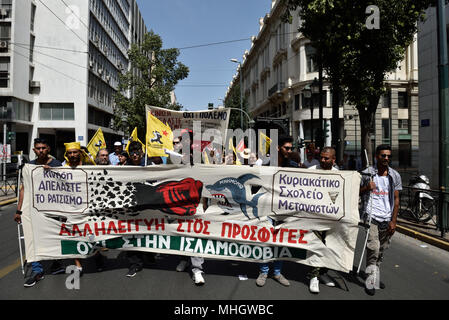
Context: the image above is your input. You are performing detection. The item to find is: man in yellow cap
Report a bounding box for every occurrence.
[63,142,96,274]
[64,142,95,167]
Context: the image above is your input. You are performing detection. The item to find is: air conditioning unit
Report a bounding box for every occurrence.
[29,81,41,88]
[0,41,8,49]
[94,35,99,44]
[0,9,7,17]
[89,60,94,68]
[106,75,110,81]
[98,68,103,75]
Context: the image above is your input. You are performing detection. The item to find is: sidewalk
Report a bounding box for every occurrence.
[396,216,449,251]
[0,191,16,206]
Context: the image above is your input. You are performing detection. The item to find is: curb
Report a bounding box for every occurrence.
[396,224,449,252]
[0,197,17,206]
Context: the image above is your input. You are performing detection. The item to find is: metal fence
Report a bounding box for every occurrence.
[0,173,18,196]
[399,185,449,237]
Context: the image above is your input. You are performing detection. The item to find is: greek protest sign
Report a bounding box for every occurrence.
[21,164,361,273]
[148,105,230,140]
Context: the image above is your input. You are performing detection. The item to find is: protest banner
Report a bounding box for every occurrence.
[21,164,361,273]
[148,105,230,145]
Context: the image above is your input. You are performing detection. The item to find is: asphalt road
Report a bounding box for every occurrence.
[1,202,448,303]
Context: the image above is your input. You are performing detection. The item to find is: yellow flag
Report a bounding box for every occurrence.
[259,132,271,154]
[203,150,210,164]
[87,128,106,160]
[146,111,173,157]
[126,127,145,153]
[228,137,241,165]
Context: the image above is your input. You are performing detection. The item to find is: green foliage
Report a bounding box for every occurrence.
[113,30,189,140]
[224,82,249,130]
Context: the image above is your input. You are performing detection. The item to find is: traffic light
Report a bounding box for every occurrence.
[324,122,330,138]
[7,131,15,142]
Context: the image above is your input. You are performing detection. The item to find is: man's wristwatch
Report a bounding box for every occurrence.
[16,210,22,215]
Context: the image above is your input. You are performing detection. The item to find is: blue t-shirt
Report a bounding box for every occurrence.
[30,158,62,167]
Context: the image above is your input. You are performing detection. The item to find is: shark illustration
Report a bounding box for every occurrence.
[206,174,265,219]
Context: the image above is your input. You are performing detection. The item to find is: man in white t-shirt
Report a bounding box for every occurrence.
[359,144,402,296]
[307,146,338,294]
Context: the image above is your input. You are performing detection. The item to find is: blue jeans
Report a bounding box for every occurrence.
[259,261,283,276]
[31,261,43,274]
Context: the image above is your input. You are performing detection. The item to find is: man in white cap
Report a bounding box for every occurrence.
[109,141,123,165]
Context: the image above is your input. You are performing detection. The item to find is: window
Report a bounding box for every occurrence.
[31,4,36,31]
[398,92,408,109]
[398,119,409,134]
[0,56,9,87]
[39,103,75,120]
[382,119,390,144]
[294,94,300,110]
[383,90,391,108]
[305,44,317,73]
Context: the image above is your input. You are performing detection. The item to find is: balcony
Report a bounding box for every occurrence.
[268,82,285,98]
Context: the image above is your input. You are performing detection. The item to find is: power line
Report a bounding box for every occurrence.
[11,47,88,86]
[177,31,300,51]
[14,43,87,70]
[9,42,88,54]
[177,38,252,50]
[36,0,88,46]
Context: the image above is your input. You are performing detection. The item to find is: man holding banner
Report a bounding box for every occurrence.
[256,135,298,288]
[307,146,338,294]
[15,138,64,287]
[359,145,402,296]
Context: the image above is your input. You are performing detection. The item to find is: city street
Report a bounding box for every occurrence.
[1,202,448,302]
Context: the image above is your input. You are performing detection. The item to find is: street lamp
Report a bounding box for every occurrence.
[302,84,313,142]
[311,77,321,147]
[230,58,243,130]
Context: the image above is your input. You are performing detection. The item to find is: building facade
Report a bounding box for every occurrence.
[226,0,419,168]
[1,0,147,160]
[418,5,448,189]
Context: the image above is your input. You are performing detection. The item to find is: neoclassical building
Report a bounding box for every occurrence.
[226,0,419,168]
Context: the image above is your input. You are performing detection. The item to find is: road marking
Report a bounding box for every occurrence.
[0,258,21,279]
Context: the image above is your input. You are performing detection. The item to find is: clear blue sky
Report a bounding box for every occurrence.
[136,0,271,111]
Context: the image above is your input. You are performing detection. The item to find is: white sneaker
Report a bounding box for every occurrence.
[319,274,336,287]
[192,270,205,285]
[309,277,320,293]
[176,260,189,272]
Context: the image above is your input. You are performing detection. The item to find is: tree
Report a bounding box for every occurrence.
[282,0,433,164]
[113,30,189,140]
[224,82,249,131]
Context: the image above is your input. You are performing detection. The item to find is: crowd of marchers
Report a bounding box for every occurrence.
[14,133,401,297]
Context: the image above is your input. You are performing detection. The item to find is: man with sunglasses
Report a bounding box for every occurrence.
[359,144,402,296]
[15,138,64,287]
[125,141,157,277]
[256,135,297,288]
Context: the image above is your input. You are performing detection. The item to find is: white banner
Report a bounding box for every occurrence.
[148,106,230,142]
[0,144,11,163]
[21,164,361,273]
